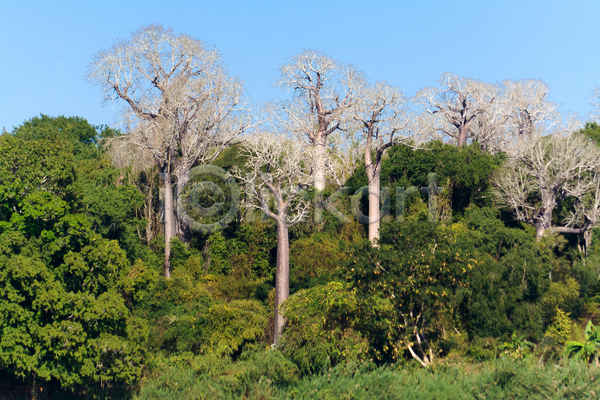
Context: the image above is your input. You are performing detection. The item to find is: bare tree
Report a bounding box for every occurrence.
[501,79,558,139]
[468,99,511,154]
[88,24,250,277]
[352,81,415,244]
[462,78,558,155]
[233,132,314,344]
[323,130,363,188]
[417,73,498,147]
[493,129,600,246]
[565,170,600,253]
[276,50,363,191]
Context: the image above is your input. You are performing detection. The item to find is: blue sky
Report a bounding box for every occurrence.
[1,0,599,131]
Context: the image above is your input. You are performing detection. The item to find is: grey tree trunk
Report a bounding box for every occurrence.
[163,172,176,278]
[273,216,290,345]
[535,216,552,239]
[457,125,469,147]
[535,205,591,247]
[365,155,382,245]
[533,193,557,240]
[314,134,327,192]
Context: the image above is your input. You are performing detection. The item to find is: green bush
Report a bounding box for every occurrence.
[289,234,346,292]
[146,289,267,357]
[281,282,368,375]
[545,307,573,345]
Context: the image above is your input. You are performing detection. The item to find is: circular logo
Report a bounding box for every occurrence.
[176,165,240,234]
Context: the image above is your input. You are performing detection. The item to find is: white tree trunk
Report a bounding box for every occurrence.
[366,158,381,245]
[274,216,290,345]
[314,134,328,192]
[163,172,176,278]
[534,197,555,240]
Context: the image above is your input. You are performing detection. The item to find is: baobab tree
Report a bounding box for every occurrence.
[352,81,415,244]
[234,131,314,345]
[461,78,558,155]
[88,24,250,277]
[417,73,498,147]
[276,50,363,191]
[501,79,558,139]
[565,170,600,253]
[468,99,511,154]
[493,130,600,248]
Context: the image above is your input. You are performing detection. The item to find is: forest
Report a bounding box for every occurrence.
[3,24,600,399]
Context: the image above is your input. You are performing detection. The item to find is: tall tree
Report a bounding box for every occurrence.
[234,132,313,344]
[417,73,498,147]
[494,131,600,246]
[501,79,558,139]
[276,50,363,191]
[468,99,510,154]
[352,81,415,244]
[88,24,250,277]
[455,78,558,155]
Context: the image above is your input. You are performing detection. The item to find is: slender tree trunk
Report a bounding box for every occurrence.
[274,216,290,345]
[163,171,176,278]
[365,154,381,246]
[314,134,327,191]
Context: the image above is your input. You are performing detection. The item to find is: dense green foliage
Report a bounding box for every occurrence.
[2,115,600,398]
[281,282,368,374]
[0,116,148,396]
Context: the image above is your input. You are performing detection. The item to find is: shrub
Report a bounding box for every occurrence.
[545,307,573,345]
[281,282,368,374]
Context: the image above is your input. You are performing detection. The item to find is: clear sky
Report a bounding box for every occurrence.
[1,0,599,131]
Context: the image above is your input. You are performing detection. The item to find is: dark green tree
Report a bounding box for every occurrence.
[0,116,149,394]
[342,221,474,366]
